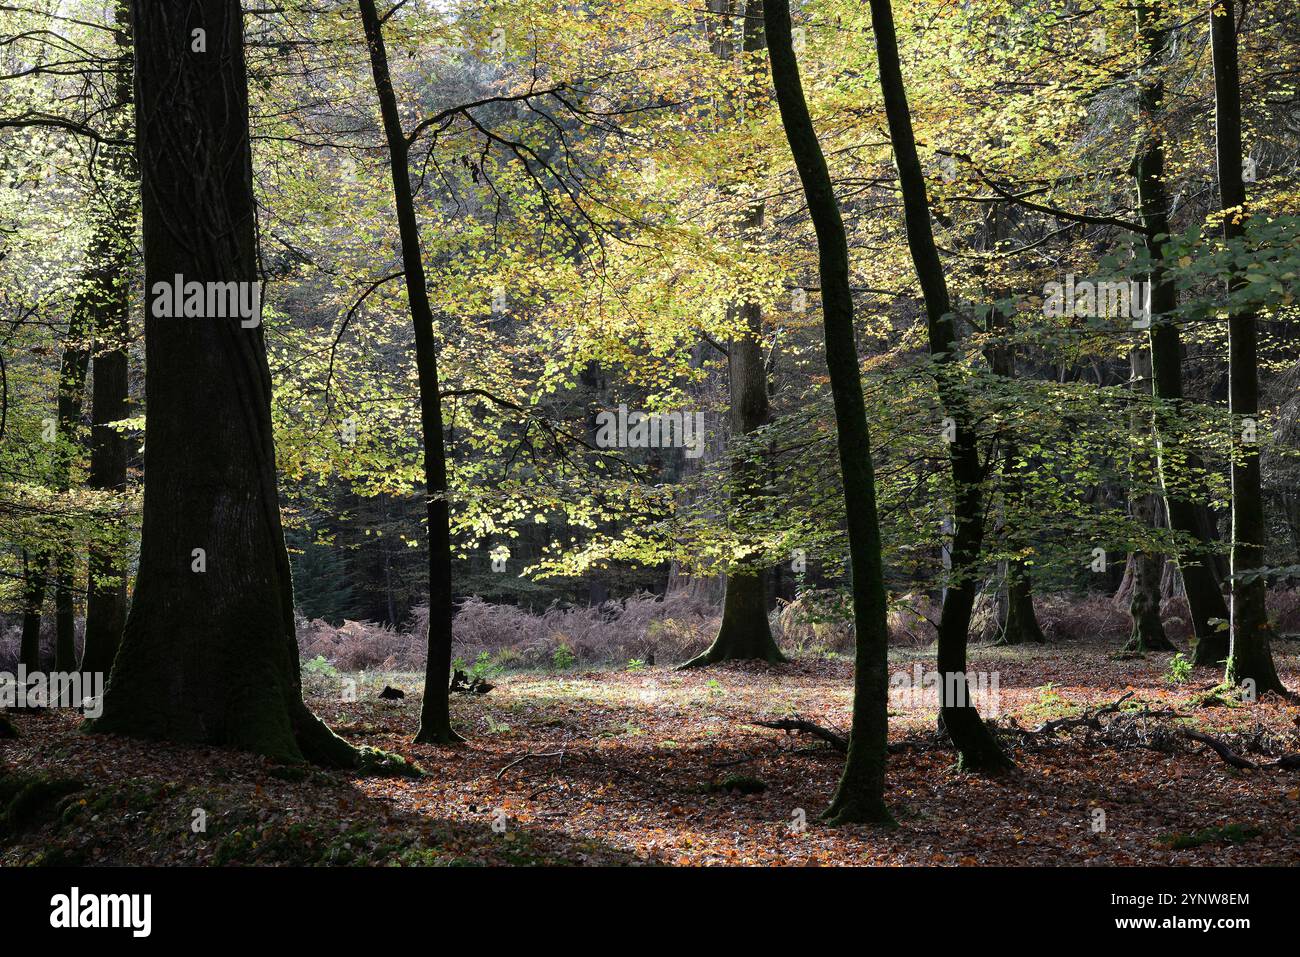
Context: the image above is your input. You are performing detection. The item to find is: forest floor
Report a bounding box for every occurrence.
[3,635,1300,866]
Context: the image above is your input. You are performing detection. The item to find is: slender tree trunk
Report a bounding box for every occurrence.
[684,0,784,668]
[359,0,462,742]
[1210,0,1286,694]
[19,550,47,672]
[1125,348,1175,652]
[981,294,1045,646]
[1135,1,1230,664]
[866,0,1010,771]
[92,0,358,766]
[50,272,94,673]
[766,0,892,825]
[81,0,136,680]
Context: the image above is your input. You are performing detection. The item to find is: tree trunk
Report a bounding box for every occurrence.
[982,294,1044,647]
[1001,563,1045,645]
[1126,347,1175,652]
[866,0,1010,771]
[50,261,94,673]
[1210,0,1286,695]
[1135,1,1230,664]
[765,0,892,825]
[19,550,47,673]
[358,0,462,743]
[91,0,358,767]
[81,0,135,680]
[684,0,784,669]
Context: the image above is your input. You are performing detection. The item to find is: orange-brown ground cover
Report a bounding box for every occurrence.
[3,636,1299,865]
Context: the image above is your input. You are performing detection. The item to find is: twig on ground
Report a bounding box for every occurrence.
[496,750,565,780]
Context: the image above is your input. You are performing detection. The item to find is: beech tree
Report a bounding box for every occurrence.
[865,0,1010,771]
[79,0,135,680]
[766,0,892,825]
[1134,0,1231,664]
[1209,0,1286,695]
[683,0,784,668]
[357,0,461,743]
[93,0,358,766]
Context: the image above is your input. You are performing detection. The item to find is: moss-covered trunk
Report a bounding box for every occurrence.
[766,0,892,825]
[1126,347,1175,653]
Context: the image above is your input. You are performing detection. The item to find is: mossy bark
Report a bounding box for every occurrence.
[766,0,893,826]
[683,574,784,668]
[1124,550,1175,652]
[91,0,360,768]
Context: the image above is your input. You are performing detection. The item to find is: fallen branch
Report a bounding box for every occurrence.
[1180,729,1259,769]
[1030,692,1135,735]
[752,718,848,752]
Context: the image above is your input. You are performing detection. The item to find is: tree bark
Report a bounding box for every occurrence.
[358,0,462,743]
[765,0,893,825]
[91,0,358,766]
[50,270,94,673]
[1135,1,1230,664]
[981,294,1045,647]
[19,550,47,673]
[81,0,136,681]
[1209,0,1286,694]
[684,0,784,668]
[866,0,1010,770]
[1125,349,1175,652]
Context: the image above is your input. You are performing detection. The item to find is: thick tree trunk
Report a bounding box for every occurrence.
[91,0,358,766]
[866,0,1010,771]
[1135,2,1230,664]
[1209,0,1286,695]
[685,1,784,669]
[1000,563,1045,645]
[81,0,135,681]
[766,0,892,825]
[358,0,462,743]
